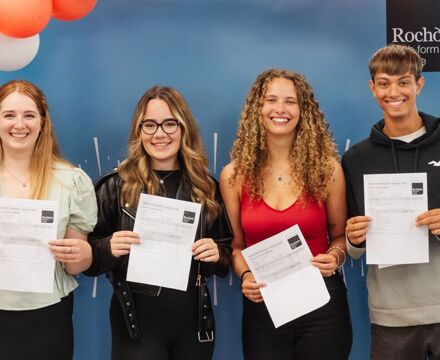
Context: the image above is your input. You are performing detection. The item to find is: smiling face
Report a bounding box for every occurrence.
[141,98,182,170]
[261,77,300,139]
[0,91,42,157]
[369,72,424,123]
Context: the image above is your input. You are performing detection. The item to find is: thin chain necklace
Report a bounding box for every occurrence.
[158,170,176,185]
[2,167,30,188]
[270,165,290,183]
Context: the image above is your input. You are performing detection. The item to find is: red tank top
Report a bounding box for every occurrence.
[241,189,329,257]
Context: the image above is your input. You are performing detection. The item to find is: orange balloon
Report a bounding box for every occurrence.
[52,0,97,21]
[0,0,52,38]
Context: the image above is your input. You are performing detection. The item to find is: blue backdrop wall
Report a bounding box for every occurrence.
[1,1,440,359]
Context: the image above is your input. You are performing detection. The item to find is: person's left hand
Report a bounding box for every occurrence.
[311,253,338,277]
[192,238,219,263]
[416,208,440,236]
[48,238,92,264]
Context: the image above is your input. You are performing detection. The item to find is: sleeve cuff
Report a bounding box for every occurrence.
[345,232,366,259]
[346,231,366,248]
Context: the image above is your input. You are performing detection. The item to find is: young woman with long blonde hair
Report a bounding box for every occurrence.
[0,80,97,360]
[86,86,232,360]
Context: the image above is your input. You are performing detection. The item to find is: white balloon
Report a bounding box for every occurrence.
[0,33,40,72]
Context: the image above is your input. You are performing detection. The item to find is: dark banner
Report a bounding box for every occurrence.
[387,0,440,72]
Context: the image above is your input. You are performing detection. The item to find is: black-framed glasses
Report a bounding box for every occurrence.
[140,118,181,135]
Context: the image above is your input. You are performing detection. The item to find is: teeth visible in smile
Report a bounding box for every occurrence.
[153,142,169,147]
[388,100,404,107]
[271,117,289,123]
[10,133,28,138]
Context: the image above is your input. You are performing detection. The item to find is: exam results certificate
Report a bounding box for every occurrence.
[364,173,428,265]
[242,224,330,328]
[0,198,58,293]
[127,193,201,291]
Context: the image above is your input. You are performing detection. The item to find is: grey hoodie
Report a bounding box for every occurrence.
[342,112,440,326]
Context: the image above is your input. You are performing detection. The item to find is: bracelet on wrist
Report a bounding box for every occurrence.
[327,251,340,275]
[326,246,346,269]
[240,270,252,284]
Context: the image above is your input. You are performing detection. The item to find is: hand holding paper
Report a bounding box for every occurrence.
[416,208,440,237]
[48,238,91,264]
[346,215,371,245]
[127,194,201,291]
[364,173,429,265]
[241,271,265,303]
[311,253,338,277]
[109,230,141,257]
[242,225,329,328]
[192,238,219,262]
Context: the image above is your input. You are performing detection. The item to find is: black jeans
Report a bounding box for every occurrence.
[110,286,214,360]
[0,292,74,360]
[242,273,352,360]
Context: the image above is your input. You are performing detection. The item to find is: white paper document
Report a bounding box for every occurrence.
[242,225,330,328]
[0,198,58,293]
[364,173,428,266]
[127,194,201,291]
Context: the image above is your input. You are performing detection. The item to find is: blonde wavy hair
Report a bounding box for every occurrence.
[118,86,220,219]
[230,69,337,202]
[0,80,66,199]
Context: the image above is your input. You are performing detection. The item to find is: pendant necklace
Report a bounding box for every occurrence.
[3,167,29,188]
[157,170,177,197]
[158,170,176,185]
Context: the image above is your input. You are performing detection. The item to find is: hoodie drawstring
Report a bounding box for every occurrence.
[390,141,398,173]
[414,147,419,172]
[390,141,420,172]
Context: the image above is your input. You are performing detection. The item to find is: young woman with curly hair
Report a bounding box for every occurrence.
[85,86,232,360]
[220,69,352,359]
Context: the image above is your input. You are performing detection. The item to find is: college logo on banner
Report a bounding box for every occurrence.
[387,0,440,71]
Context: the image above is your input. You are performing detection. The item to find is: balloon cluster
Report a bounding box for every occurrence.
[0,0,97,71]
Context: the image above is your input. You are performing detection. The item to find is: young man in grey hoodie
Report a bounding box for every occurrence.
[342,44,440,359]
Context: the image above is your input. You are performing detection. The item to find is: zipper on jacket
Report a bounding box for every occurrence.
[122,208,136,220]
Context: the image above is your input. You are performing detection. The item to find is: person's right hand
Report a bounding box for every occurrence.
[110,231,141,257]
[345,216,371,245]
[241,271,265,303]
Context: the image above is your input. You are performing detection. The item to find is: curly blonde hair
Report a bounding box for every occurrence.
[230,69,337,202]
[118,86,220,220]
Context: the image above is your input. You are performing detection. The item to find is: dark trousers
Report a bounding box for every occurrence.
[0,293,74,360]
[242,274,352,360]
[371,323,440,360]
[110,286,214,360]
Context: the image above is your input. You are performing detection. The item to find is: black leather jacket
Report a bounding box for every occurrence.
[85,170,233,340]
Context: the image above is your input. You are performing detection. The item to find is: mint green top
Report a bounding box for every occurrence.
[0,163,97,310]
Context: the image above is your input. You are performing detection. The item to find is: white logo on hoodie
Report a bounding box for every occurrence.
[428,161,440,166]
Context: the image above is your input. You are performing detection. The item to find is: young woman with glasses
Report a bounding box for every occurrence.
[85,86,232,360]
